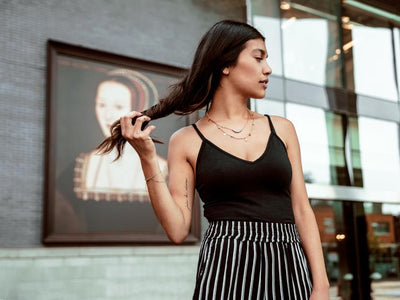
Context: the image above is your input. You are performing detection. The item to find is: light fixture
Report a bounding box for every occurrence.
[281,17,297,29]
[328,55,339,63]
[336,233,346,241]
[280,1,291,10]
[343,40,354,52]
[343,0,400,24]
[342,23,354,30]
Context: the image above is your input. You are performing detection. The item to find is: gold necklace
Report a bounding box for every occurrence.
[207,111,255,142]
[206,110,250,133]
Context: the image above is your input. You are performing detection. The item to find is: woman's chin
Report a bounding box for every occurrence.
[101,129,112,138]
[251,92,266,99]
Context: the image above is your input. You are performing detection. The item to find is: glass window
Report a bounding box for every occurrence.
[251,0,283,76]
[312,199,400,299]
[251,98,285,117]
[286,103,331,184]
[325,112,348,186]
[253,15,283,77]
[348,116,363,187]
[351,25,398,101]
[365,202,400,298]
[358,117,400,191]
[286,104,366,186]
[324,217,335,234]
[371,222,390,235]
[280,7,342,88]
[341,7,399,102]
[395,28,400,100]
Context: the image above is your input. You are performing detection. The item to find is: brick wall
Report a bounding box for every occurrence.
[0,0,245,248]
[0,247,199,300]
[0,0,245,298]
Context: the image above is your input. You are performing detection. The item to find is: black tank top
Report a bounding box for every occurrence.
[192,115,295,223]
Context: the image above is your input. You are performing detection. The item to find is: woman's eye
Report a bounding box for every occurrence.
[255,57,263,62]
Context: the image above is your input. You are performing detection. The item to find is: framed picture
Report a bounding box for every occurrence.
[43,40,201,244]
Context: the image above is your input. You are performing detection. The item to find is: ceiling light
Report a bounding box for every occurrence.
[280,2,291,10]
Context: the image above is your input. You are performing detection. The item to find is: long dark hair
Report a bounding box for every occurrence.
[97,20,264,159]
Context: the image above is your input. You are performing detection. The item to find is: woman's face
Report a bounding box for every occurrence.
[226,38,272,99]
[95,80,132,137]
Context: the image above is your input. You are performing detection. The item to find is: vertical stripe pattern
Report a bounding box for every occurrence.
[193,220,313,300]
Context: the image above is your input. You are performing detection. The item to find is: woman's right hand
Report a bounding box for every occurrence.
[120,111,157,159]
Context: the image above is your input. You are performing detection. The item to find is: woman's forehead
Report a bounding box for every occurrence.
[244,39,267,56]
[96,81,132,105]
[97,81,131,97]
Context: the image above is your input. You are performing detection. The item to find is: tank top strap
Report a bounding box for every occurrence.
[265,114,276,134]
[192,123,206,141]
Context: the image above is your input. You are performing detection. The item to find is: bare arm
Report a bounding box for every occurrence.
[276,117,330,297]
[120,112,194,243]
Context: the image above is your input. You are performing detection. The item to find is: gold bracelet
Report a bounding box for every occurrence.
[147,179,165,183]
[145,171,164,183]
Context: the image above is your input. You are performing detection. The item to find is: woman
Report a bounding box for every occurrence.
[98,20,329,299]
[74,69,167,203]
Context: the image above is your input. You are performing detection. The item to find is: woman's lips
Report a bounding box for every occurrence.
[259,80,268,89]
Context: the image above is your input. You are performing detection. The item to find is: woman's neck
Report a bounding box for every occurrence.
[208,89,249,121]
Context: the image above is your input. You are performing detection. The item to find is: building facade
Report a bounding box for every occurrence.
[248,0,400,299]
[0,1,244,299]
[1,0,399,299]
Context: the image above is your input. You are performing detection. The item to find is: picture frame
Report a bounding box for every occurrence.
[43,40,201,245]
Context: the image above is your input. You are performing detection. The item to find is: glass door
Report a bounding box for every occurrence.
[311,199,400,300]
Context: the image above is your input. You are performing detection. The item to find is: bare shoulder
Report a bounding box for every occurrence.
[269,115,295,132]
[169,125,199,145]
[168,125,202,158]
[268,115,298,147]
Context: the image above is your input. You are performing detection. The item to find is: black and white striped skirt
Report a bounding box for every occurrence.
[193,220,313,300]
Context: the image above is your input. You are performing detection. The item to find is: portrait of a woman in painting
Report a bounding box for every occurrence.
[73,69,168,203]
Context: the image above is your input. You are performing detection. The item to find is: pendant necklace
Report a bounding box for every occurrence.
[206,110,250,134]
[207,111,255,142]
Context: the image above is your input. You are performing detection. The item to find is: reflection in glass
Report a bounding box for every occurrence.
[253,15,283,76]
[341,6,399,102]
[348,117,363,187]
[312,199,400,299]
[352,25,397,101]
[251,98,285,117]
[350,25,398,101]
[358,117,400,191]
[311,199,343,299]
[286,103,331,184]
[251,0,283,76]
[287,103,366,187]
[395,28,400,99]
[325,112,347,185]
[365,202,400,298]
[280,8,342,88]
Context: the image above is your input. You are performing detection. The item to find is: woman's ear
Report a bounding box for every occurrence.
[222,67,230,75]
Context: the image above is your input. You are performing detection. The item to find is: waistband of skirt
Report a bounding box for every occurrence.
[204,220,301,243]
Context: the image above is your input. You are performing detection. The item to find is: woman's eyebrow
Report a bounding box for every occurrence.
[252,48,268,58]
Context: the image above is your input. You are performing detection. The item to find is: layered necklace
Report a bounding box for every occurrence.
[206,110,255,142]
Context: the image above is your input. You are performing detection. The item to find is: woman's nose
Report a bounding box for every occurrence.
[263,62,272,76]
[105,109,118,122]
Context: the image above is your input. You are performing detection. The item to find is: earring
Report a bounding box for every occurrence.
[222,68,229,75]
